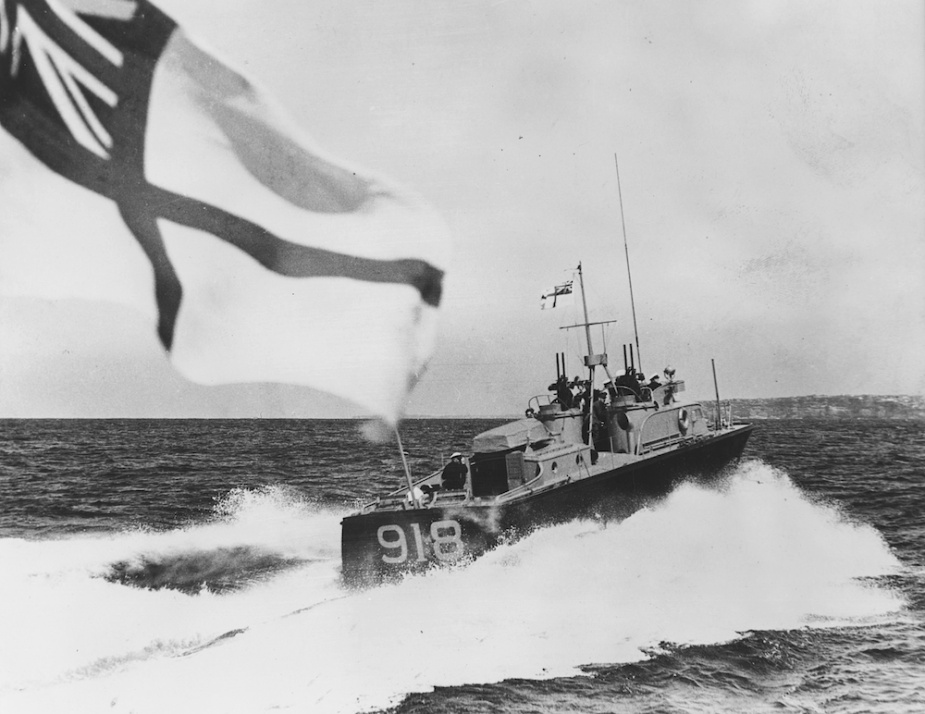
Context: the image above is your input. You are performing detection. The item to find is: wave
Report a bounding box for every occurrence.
[0,485,347,694]
[0,463,905,713]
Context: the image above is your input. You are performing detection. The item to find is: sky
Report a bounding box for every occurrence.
[0,0,923,418]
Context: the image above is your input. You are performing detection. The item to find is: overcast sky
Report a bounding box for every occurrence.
[1,0,922,418]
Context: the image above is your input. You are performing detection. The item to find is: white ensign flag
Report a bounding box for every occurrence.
[540,280,574,310]
[0,0,449,422]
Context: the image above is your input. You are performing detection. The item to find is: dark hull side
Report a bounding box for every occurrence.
[341,425,753,587]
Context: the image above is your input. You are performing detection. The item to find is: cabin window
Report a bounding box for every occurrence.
[551,461,558,474]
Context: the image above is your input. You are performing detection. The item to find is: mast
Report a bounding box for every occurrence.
[577,263,594,443]
[572,263,621,444]
[614,153,641,372]
[561,265,617,385]
[560,264,618,445]
[577,262,594,358]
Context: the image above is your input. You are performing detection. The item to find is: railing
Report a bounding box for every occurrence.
[527,394,556,415]
[384,466,443,497]
[431,490,468,506]
[711,402,734,430]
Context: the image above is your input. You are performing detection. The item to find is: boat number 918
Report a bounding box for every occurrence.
[376,520,464,564]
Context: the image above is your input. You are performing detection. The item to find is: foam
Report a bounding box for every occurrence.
[0,463,905,713]
[0,486,346,691]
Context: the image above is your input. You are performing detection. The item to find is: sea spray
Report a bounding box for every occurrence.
[105,485,342,592]
[0,486,347,693]
[1,461,905,714]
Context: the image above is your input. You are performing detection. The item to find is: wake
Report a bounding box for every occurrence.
[0,485,347,693]
[0,463,906,714]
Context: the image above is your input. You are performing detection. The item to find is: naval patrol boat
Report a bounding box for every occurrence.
[341,263,754,586]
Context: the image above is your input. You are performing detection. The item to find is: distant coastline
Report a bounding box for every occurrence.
[416,394,925,421]
[708,394,925,421]
[2,395,922,420]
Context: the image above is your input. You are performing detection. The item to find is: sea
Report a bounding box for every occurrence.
[0,417,923,713]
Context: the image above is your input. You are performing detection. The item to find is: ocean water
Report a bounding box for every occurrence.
[0,417,922,713]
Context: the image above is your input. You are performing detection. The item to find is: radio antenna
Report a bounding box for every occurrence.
[614,153,641,372]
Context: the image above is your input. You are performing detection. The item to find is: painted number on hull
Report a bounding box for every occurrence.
[376,520,464,564]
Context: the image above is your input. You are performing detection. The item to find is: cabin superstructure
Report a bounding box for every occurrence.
[353,359,716,514]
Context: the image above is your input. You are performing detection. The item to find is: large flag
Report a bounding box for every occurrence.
[0,0,449,422]
[540,280,573,310]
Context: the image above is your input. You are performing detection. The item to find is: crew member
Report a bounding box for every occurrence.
[592,390,608,424]
[570,376,583,403]
[572,379,591,411]
[405,485,425,505]
[614,369,642,399]
[441,452,468,490]
[591,390,608,451]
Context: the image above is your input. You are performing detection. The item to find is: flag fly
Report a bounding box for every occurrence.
[540,280,573,310]
[0,0,449,422]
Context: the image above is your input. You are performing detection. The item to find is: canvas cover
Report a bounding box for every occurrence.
[471,418,549,453]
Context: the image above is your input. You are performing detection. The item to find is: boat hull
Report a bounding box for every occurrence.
[341,424,753,587]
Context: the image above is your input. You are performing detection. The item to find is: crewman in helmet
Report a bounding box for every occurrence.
[441,452,468,490]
